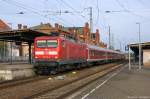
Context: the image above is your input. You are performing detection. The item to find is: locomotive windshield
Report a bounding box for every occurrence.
[36,40,46,48]
[36,40,58,48]
[47,40,58,47]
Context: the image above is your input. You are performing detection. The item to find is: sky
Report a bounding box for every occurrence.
[0,0,150,51]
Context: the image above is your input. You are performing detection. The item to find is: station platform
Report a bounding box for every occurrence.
[71,64,150,99]
[0,63,35,80]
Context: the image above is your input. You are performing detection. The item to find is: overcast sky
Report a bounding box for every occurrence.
[0,0,150,50]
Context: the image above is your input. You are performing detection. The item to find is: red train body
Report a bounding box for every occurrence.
[33,36,124,74]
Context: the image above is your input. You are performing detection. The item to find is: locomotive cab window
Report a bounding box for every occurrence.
[62,40,65,47]
[36,40,46,48]
[47,40,58,48]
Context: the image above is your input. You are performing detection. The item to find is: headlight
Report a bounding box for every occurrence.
[48,51,57,55]
[35,51,44,55]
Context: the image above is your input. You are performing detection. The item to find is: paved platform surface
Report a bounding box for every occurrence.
[0,63,33,70]
[70,65,150,99]
[0,63,34,80]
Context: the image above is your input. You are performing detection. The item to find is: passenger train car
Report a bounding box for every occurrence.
[33,36,124,74]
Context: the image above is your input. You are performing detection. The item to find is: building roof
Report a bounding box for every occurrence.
[62,27,84,34]
[30,23,52,34]
[0,19,11,31]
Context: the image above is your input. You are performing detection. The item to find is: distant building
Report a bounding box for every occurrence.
[30,22,52,33]
[0,19,11,31]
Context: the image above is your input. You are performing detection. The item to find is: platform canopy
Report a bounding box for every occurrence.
[0,29,49,43]
[129,42,150,55]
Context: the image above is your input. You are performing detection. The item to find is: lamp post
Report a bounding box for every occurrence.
[108,26,111,49]
[136,22,141,70]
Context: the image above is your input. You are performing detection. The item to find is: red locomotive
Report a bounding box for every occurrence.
[33,35,124,74]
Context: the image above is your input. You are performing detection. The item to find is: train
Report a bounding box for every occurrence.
[33,36,125,74]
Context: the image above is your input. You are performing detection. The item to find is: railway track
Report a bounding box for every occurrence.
[26,62,126,99]
[0,76,48,90]
[0,62,126,99]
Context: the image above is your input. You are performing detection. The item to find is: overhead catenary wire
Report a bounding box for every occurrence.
[56,0,87,21]
[1,0,72,26]
[10,0,44,14]
[2,0,43,16]
[115,0,150,20]
[115,0,150,24]
[55,0,90,26]
[18,0,71,26]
